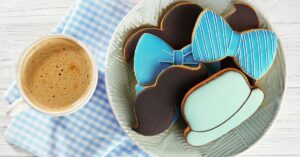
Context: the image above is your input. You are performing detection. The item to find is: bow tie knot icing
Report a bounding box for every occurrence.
[134,34,199,86]
[192,10,277,79]
[160,46,197,65]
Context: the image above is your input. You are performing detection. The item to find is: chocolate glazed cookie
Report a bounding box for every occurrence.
[133,64,208,136]
[225,3,259,32]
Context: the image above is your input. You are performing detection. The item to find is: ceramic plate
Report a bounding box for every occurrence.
[106,0,286,156]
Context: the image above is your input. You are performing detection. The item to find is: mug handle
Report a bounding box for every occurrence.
[6,97,30,117]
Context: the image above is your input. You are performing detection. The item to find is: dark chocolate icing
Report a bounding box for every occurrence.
[133,64,208,136]
[226,3,259,32]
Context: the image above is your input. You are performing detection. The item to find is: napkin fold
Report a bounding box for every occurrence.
[4,0,147,156]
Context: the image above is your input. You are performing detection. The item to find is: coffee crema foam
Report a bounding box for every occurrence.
[20,38,93,112]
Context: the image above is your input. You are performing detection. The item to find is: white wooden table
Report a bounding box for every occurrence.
[0,0,299,156]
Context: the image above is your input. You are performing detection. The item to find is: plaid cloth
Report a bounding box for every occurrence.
[3,0,148,156]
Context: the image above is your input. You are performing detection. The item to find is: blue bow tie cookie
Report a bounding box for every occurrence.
[192,10,277,80]
[134,34,199,87]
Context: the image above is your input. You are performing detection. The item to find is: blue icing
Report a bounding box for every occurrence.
[183,71,264,146]
[134,33,200,90]
[192,10,277,80]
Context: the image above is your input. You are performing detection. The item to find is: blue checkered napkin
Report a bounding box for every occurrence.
[3,0,148,156]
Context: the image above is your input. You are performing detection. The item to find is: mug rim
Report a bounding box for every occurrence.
[17,34,98,116]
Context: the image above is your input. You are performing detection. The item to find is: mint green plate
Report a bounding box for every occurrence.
[106,0,286,156]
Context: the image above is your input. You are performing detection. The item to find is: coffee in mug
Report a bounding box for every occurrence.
[7,35,98,116]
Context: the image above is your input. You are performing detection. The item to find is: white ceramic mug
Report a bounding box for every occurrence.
[7,35,98,117]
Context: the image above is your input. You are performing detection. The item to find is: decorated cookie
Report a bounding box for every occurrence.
[133,64,208,136]
[225,3,259,32]
[123,3,203,62]
[192,10,277,80]
[181,68,264,146]
[134,34,199,87]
